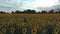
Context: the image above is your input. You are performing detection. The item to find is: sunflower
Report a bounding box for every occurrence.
[16,22,21,26]
[54,27,59,32]
[9,18,16,24]
[55,22,60,27]
[31,27,37,34]
[6,22,10,26]
[42,29,47,33]
[21,23,25,26]
[0,23,3,28]
[0,32,3,34]
[2,28,6,33]
[22,28,27,34]
[2,22,6,26]
[25,15,31,19]
[30,17,37,23]
[17,17,23,22]
[16,22,25,26]
[35,24,40,30]
[47,21,53,25]
[28,22,33,27]
[41,22,46,27]
[10,28,15,32]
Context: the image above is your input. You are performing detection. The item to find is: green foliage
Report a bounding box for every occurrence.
[41,10,47,14]
[15,10,23,14]
[0,11,6,14]
[0,9,60,14]
[49,9,54,13]
[23,9,36,13]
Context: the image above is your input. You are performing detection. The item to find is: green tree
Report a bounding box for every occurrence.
[37,12,41,14]
[59,10,60,14]
[0,11,6,14]
[11,11,15,14]
[41,10,47,14]
[55,11,59,14]
[49,9,54,13]
[15,10,22,14]
[23,9,36,13]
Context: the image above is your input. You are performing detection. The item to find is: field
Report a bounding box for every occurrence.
[0,14,60,34]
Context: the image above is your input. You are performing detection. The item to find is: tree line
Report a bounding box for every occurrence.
[0,9,60,14]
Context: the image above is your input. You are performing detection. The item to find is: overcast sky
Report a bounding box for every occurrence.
[0,0,59,12]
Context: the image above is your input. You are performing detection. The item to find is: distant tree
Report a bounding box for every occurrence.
[23,9,36,13]
[6,12,9,14]
[15,10,20,14]
[37,12,41,14]
[55,11,59,14]
[0,11,6,14]
[31,10,36,13]
[49,9,54,13]
[11,11,15,14]
[23,9,32,13]
[15,10,22,14]
[59,10,60,13]
[41,10,47,14]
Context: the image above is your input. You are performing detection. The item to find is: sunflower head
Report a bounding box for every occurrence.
[22,28,27,33]
[42,29,47,33]
[54,27,59,32]
[10,28,15,32]
[2,28,6,33]
[0,23,3,28]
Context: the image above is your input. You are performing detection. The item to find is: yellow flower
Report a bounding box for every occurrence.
[10,28,15,32]
[0,23,3,28]
[17,17,23,22]
[0,32,3,34]
[22,28,27,33]
[2,28,6,33]
[16,22,21,26]
[6,22,10,26]
[16,22,25,26]
[31,26,36,29]
[35,26,42,30]
[28,22,33,27]
[47,21,53,25]
[56,22,60,26]
[54,27,59,32]
[34,24,40,30]
[25,15,31,19]
[32,29,37,33]
[2,22,6,26]
[41,22,46,27]
[9,18,16,24]
[42,29,47,33]
[31,27,37,34]
[22,23,25,26]
[24,23,27,26]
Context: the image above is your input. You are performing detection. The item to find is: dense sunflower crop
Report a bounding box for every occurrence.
[0,14,60,34]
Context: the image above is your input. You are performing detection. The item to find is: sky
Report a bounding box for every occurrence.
[0,0,60,12]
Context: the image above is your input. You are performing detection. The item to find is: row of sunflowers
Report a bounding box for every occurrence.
[0,14,60,34]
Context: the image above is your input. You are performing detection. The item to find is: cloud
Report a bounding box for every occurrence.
[0,0,59,8]
[0,0,19,7]
[19,0,59,10]
[0,0,59,12]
